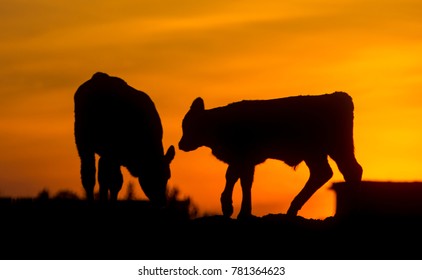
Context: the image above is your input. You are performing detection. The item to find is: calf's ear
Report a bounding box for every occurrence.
[191,97,204,111]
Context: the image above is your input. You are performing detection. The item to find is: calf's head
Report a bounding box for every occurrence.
[179,97,205,152]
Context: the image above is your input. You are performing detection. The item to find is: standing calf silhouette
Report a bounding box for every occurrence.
[179,92,363,218]
[74,72,175,206]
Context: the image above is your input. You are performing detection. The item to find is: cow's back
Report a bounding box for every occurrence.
[74,72,163,162]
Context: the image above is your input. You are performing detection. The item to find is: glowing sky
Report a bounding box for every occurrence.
[1,0,422,219]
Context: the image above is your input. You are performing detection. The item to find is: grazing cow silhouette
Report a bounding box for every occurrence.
[74,72,175,206]
[179,92,363,218]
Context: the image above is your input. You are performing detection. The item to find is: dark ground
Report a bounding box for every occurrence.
[1,198,422,260]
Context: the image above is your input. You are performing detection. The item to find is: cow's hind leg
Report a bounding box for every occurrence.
[221,164,240,217]
[287,155,333,217]
[80,153,96,201]
[98,157,123,201]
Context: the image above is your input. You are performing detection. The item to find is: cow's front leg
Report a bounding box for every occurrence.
[238,164,255,220]
[220,164,240,217]
[98,156,123,201]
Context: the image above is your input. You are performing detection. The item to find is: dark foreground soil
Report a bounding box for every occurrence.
[1,198,422,260]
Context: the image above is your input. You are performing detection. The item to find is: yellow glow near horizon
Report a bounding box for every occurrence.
[1,0,422,219]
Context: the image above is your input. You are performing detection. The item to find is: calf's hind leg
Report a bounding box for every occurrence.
[98,157,123,201]
[287,155,333,217]
[332,154,363,187]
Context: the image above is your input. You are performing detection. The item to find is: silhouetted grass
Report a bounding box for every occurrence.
[2,182,422,260]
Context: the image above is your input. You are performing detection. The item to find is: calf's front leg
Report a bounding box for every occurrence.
[220,165,239,217]
[238,164,255,220]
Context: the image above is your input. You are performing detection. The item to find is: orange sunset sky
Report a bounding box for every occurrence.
[1,0,422,219]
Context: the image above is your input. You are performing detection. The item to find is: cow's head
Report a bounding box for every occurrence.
[179,97,205,152]
[138,145,175,207]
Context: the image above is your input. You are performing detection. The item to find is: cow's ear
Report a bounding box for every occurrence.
[191,97,204,112]
[165,145,175,164]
